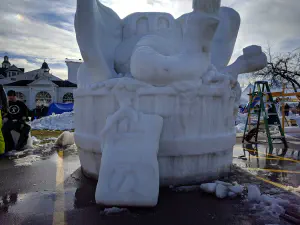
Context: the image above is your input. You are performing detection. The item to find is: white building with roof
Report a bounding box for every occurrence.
[0,55,82,110]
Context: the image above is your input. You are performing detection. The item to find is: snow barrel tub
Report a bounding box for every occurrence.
[74,78,238,186]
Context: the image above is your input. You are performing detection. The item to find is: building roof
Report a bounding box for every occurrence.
[52,80,77,87]
[4,80,34,86]
[4,79,77,87]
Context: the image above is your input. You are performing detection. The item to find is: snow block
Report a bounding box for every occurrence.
[247,185,261,202]
[55,131,75,147]
[95,110,163,207]
[216,184,228,199]
[200,183,217,194]
[228,185,243,194]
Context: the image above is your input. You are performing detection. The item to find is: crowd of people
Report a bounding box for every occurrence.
[0,85,31,157]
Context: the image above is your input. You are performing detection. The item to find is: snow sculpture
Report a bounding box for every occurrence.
[74,0,267,206]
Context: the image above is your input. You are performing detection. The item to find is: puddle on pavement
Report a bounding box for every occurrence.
[233,143,300,187]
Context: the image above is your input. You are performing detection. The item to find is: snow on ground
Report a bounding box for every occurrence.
[14,155,41,167]
[30,112,74,131]
[235,112,247,134]
[247,185,300,224]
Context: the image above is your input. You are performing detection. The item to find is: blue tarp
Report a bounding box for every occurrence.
[241,96,261,113]
[46,103,74,116]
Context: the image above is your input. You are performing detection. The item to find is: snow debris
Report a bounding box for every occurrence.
[228,185,244,194]
[101,207,129,215]
[200,181,244,199]
[246,185,296,223]
[30,112,74,131]
[14,155,41,167]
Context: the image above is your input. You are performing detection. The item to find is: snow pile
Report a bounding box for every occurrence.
[101,207,129,215]
[55,131,75,147]
[30,112,74,130]
[235,112,247,134]
[200,181,244,199]
[247,185,293,223]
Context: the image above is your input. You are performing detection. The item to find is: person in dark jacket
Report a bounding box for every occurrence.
[2,90,31,152]
[284,103,290,116]
[0,85,8,155]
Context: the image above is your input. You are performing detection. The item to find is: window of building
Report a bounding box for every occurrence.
[36,91,52,106]
[63,92,74,103]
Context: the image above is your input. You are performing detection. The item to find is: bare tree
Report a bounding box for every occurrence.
[253,47,300,92]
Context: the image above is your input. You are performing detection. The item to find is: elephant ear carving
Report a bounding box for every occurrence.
[75,0,122,81]
[177,7,240,71]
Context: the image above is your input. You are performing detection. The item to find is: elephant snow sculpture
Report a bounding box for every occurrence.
[74,0,268,194]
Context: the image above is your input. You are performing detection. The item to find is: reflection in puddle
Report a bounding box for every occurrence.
[233,144,300,187]
[0,193,18,213]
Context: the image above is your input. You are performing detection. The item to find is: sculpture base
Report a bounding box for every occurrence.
[79,148,232,186]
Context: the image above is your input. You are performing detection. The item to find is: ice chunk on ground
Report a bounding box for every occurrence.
[228,185,244,194]
[247,185,261,202]
[216,184,229,199]
[95,111,163,207]
[200,183,217,194]
[101,207,129,215]
[55,131,75,147]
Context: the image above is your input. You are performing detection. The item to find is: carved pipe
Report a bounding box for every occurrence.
[222,45,268,79]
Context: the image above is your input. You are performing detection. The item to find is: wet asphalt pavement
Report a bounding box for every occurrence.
[0,138,299,225]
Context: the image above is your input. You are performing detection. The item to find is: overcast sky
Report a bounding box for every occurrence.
[0,0,299,84]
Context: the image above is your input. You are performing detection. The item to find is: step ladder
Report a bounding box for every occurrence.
[242,81,288,153]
